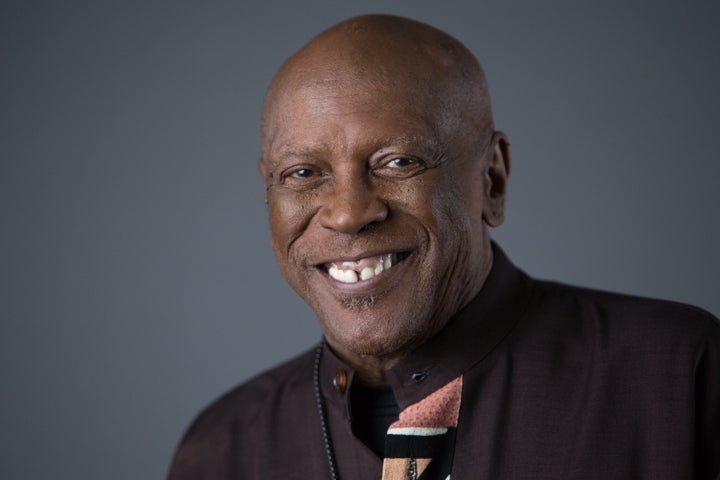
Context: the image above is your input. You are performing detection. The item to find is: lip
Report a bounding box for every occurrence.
[315,250,415,295]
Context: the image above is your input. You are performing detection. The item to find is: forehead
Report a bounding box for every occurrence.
[263,73,461,160]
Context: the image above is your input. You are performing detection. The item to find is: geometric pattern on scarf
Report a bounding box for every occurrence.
[382,375,462,480]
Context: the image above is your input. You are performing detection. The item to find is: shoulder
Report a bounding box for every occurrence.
[167,346,317,479]
[531,278,719,337]
[194,346,314,428]
[516,278,720,367]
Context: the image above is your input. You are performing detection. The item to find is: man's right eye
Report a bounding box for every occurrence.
[289,168,315,179]
[279,166,325,190]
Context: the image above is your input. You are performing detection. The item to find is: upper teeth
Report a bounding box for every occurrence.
[327,254,394,284]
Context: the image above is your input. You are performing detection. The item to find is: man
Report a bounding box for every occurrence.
[168,15,719,479]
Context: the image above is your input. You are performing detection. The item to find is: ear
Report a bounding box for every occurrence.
[482,131,511,227]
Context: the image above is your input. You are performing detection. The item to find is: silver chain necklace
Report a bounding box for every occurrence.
[313,343,339,480]
[315,343,421,480]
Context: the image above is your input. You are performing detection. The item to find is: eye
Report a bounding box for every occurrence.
[374,156,426,178]
[289,168,316,179]
[386,158,416,168]
[279,165,326,191]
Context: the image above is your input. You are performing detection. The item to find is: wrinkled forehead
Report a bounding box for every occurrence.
[262,71,465,163]
[275,61,449,116]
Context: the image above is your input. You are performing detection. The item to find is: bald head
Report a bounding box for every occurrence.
[261,15,494,153]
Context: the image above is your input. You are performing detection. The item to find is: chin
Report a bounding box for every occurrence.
[320,306,432,360]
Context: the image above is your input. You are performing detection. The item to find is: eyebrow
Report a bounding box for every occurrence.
[371,135,447,164]
[375,135,441,153]
[279,135,440,155]
[275,147,320,161]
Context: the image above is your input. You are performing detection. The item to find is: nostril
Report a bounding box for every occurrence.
[358,219,382,234]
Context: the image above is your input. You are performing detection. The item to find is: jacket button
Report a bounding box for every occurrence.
[332,370,347,394]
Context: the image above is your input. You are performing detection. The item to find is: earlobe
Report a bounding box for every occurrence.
[483,131,511,227]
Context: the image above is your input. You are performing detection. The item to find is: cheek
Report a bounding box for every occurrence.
[267,192,317,252]
[266,202,287,254]
[402,175,467,233]
[384,176,444,219]
[441,164,487,227]
[267,194,326,295]
[418,180,480,269]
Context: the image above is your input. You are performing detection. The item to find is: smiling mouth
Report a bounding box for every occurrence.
[322,252,410,284]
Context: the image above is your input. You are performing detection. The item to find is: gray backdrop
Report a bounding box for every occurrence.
[2,1,718,478]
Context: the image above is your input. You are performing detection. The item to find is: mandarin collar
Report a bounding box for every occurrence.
[319,242,535,414]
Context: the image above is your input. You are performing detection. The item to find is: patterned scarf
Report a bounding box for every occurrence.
[382,376,463,480]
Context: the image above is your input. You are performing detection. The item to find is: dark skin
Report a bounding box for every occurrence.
[259,15,510,385]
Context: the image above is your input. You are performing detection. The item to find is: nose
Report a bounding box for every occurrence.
[318,176,388,234]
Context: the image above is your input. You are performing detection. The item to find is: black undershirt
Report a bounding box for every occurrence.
[350,385,400,457]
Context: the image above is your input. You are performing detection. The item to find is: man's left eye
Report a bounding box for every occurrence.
[386,157,416,168]
[374,156,426,179]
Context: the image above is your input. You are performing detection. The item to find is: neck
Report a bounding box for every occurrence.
[325,341,402,386]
